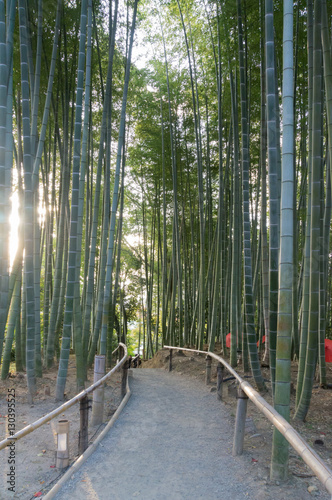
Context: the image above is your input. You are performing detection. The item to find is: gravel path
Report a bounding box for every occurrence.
[53,368,260,500]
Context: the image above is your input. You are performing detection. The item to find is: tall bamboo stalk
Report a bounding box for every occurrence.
[99,0,138,357]
[271,0,294,479]
[237,0,265,391]
[56,0,89,399]
[295,0,322,421]
[265,0,280,396]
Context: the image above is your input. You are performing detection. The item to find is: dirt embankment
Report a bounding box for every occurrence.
[0,357,122,499]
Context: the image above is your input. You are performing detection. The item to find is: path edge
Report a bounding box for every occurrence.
[43,380,132,499]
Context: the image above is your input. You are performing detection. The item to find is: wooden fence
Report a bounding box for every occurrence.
[165,345,332,496]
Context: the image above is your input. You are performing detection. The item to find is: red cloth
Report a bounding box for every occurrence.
[226,333,265,349]
[257,335,266,347]
[226,335,332,362]
[325,339,332,363]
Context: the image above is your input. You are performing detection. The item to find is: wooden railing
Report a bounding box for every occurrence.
[0,343,129,455]
[165,345,332,496]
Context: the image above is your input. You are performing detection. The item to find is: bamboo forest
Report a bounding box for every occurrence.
[1,0,332,483]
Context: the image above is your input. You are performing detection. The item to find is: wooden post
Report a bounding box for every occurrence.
[79,395,89,455]
[91,355,106,426]
[169,349,173,372]
[56,419,69,469]
[205,355,212,385]
[217,362,224,401]
[121,359,129,399]
[232,387,249,456]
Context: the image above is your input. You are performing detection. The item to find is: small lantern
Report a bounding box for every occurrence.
[56,419,69,469]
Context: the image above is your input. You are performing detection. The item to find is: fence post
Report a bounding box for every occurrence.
[91,355,106,426]
[121,359,129,399]
[217,362,224,401]
[169,349,173,372]
[79,395,89,455]
[56,419,69,469]
[232,386,249,456]
[205,355,212,385]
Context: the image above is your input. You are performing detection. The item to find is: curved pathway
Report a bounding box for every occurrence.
[52,368,310,500]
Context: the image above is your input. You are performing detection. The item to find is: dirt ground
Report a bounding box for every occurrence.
[0,349,331,499]
[0,357,122,499]
[143,347,332,498]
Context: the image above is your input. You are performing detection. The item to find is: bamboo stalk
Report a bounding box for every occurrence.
[205,355,212,385]
[232,387,248,456]
[79,395,89,455]
[217,362,224,401]
[91,355,106,426]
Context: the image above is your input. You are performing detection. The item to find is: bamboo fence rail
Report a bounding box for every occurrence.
[165,345,332,495]
[0,343,128,451]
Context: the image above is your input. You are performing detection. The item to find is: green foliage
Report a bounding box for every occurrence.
[2,0,332,444]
